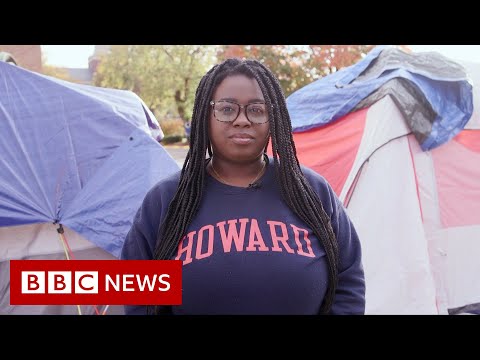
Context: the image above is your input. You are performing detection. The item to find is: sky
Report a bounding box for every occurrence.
[41,45,480,68]
[42,45,95,68]
[408,45,480,64]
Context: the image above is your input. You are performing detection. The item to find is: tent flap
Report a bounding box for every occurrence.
[0,62,179,256]
[287,46,473,151]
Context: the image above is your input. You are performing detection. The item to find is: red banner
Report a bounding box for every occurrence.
[10,260,182,305]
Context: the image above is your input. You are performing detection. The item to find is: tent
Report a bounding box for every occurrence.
[287,46,480,315]
[0,61,180,314]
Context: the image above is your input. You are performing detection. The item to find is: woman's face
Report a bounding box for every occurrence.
[209,75,270,163]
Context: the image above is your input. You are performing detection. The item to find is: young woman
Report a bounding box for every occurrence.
[121,58,365,315]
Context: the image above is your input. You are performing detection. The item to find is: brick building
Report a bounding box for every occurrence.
[0,45,112,85]
[0,45,42,72]
[61,45,111,84]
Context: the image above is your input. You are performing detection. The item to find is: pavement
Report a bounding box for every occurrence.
[163,145,189,168]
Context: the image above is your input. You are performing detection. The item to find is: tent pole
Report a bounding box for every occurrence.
[55,223,82,315]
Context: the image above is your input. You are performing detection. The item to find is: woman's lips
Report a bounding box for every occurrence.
[229,133,254,145]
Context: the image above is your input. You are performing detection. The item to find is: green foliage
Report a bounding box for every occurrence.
[159,118,185,137]
[161,135,184,145]
[40,53,76,82]
[93,46,218,122]
[93,45,375,122]
[41,64,72,82]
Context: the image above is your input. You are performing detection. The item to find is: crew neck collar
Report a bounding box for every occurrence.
[205,155,273,194]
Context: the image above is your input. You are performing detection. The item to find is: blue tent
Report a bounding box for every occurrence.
[287,46,473,151]
[0,61,179,258]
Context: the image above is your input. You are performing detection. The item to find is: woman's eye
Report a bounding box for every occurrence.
[249,107,264,113]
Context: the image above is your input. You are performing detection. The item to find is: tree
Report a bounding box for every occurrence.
[41,65,72,81]
[217,45,376,96]
[306,45,375,75]
[93,45,217,122]
[40,53,74,82]
[93,45,379,119]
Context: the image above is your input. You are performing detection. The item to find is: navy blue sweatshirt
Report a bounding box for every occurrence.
[121,158,365,315]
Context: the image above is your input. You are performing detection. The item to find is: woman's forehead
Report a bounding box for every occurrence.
[213,75,263,100]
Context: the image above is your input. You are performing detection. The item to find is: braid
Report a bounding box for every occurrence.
[243,60,339,313]
[151,58,339,315]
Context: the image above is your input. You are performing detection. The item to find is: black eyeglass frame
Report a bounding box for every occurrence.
[210,100,271,124]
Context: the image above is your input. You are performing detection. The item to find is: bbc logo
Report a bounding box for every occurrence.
[11,260,182,305]
[22,271,98,294]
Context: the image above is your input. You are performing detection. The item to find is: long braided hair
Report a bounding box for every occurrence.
[153,58,339,314]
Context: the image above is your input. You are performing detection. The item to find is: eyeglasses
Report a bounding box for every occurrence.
[210,100,269,124]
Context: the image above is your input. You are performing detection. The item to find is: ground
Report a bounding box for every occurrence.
[163,144,189,168]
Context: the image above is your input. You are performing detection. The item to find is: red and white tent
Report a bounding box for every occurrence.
[292,61,480,314]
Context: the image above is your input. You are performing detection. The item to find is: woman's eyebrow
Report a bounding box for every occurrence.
[217,97,265,103]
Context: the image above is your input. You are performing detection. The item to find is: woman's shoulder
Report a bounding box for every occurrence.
[267,156,333,196]
[299,164,339,212]
[300,164,331,189]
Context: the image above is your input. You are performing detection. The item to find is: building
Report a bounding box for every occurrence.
[0,45,109,85]
[58,45,111,85]
[88,45,110,74]
[0,45,42,72]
